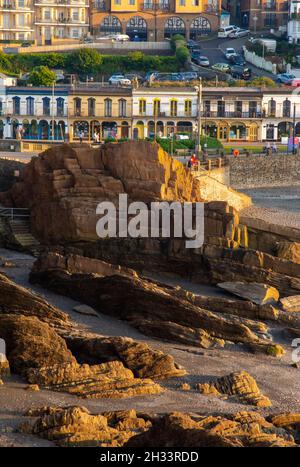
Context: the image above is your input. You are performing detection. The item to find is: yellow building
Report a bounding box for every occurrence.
[0,0,35,42]
[91,0,221,41]
[68,87,132,142]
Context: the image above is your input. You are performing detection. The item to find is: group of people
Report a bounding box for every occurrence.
[264,142,277,154]
[77,130,102,144]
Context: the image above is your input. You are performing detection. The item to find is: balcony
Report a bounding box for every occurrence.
[94,0,106,11]
[262,1,288,11]
[35,17,89,25]
[203,3,220,13]
[141,1,170,11]
[1,1,34,10]
[203,111,262,118]
[34,0,88,5]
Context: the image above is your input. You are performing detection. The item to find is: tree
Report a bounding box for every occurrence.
[249,76,276,88]
[67,48,103,77]
[28,66,56,86]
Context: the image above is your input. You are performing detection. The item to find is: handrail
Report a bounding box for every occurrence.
[0,207,30,220]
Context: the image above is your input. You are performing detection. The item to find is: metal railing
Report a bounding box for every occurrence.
[0,207,30,220]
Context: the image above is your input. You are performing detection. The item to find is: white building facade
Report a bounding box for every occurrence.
[34,0,90,45]
[0,0,35,42]
[288,0,300,44]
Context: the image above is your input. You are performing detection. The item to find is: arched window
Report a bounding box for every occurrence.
[268,99,276,117]
[26,97,34,116]
[42,97,50,116]
[13,96,21,115]
[88,98,96,117]
[164,17,185,38]
[184,99,192,117]
[104,98,112,117]
[100,15,122,34]
[118,99,127,118]
[283,98,291,118]
[74,98,81,117]
[170,99,177,117]
[139,98,146,116]
[56,98,64,117]
[153,99,160,117]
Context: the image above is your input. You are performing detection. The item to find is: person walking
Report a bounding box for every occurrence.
[79,130,84,144]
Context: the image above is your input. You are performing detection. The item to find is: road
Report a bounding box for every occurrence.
[192,36,275,80]
[0,152,37,163]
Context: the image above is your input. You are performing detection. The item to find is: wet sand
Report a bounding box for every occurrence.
[241,186,300,214]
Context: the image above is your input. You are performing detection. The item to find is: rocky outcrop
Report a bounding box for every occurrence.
[30,266,284,356]
[20,407,298,447]
[197,371,272,407]
[0,142,203,244]
[26,361,163,399]
[0,314,75,374]
[19,406,152,447]
[218,282,279,306]
[280,295,300,312]
[127,411,295,447]
[277,242,300,264]
[0,272,69,327]
[62,330,186,380]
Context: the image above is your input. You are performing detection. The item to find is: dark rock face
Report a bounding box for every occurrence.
[0,314,75,374]
[0,272,69,326]
[29,265,283,356]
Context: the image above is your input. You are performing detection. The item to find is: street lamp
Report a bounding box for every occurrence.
[195,77,203,159]
[253,16,258,35]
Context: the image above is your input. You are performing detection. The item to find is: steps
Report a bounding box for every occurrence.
[7,219,40,255]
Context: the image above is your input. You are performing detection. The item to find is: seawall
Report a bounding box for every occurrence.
[229,153,300,189]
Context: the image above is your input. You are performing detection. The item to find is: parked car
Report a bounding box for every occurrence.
[228,28,250,38]
[108,74,131,86]
[230,65,252,80]
[224,47,236,60]
[290,78,300,87]
[180,71,198,81]
[218,25,238,38]
[124,73,143,83]
[276,73,296,84]
[228,54,246,66]
[21,42,31,48]
[193,55,210,67]
[187,39,198,49]
[211,63,231,73]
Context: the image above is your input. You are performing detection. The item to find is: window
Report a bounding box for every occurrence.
[57,98,64,117]
[153,99,160,116]
[44,10,51,20]
[73,11,79,21]
[118,99,127,117]
[217,100,225,117]
[18,0,25,6]
[115,0,121,4]
[0,100,2,115]
[249,101,257,117]
[26,96,34,115]
[139,98,146,116]
[18,14,25,26]
[235,101,242,116]
[12,96,20,115]
[42,97,50,116]
[283,99,291,118]
[192,0,199,5]
[74,97,81,116]
[204,100,210,116]
[72,29,79,38]
[268,99,276,117]
[184,99,192,116]
[179,0,185,5]
[170,99,177,117]
[104,98,112,117]
[128,0,135,4]
[88,98,96,117]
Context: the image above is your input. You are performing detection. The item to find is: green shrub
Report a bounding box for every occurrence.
[28,66,56,86]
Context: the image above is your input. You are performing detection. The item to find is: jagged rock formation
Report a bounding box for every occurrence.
[26,361,163,399]
[0,142,202,244]
[197,371,272,407]
[0,314,75,374]
[280,295,300,312]
[127,411,297,447]
[218,282,280,306]
[19,406,152,447]
[30,261,284,356]
[277,242,300,264]
[20,406,298,447]
[0,272,69,327]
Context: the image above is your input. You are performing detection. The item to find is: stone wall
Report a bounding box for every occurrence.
[0,159,24,192]
[229,154,300,189]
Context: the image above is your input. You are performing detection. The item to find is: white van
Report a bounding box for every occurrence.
[218,25,237,38]
[113,34,130,42]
